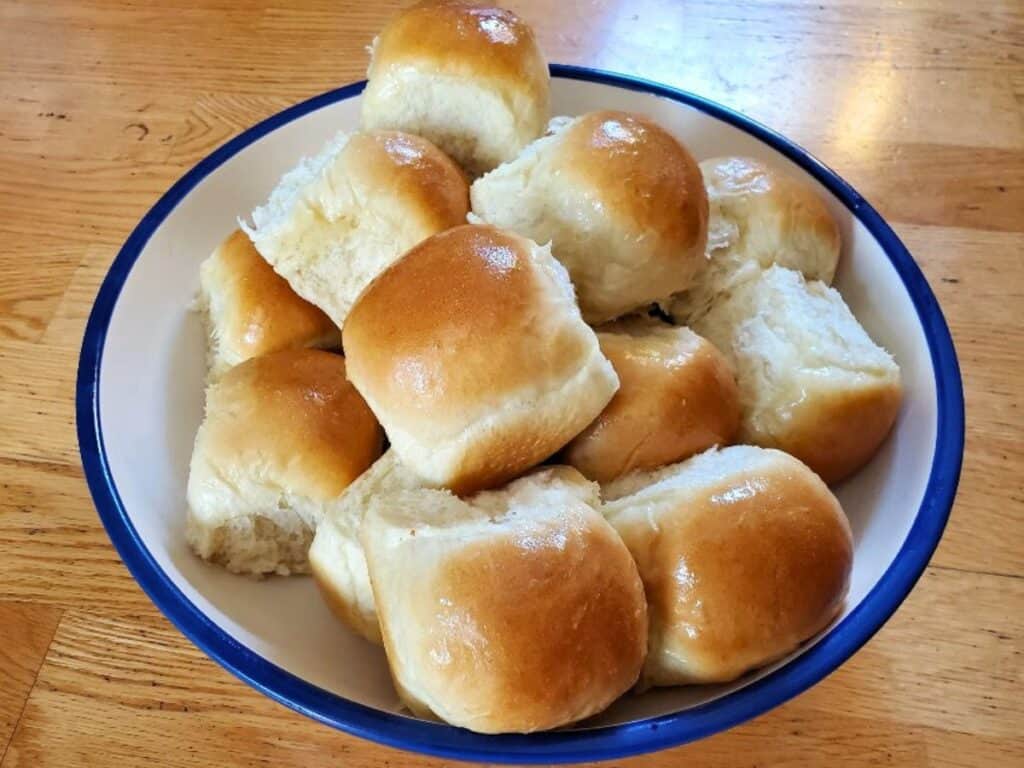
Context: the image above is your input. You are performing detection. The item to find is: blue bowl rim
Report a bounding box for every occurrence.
[76,64,964,764]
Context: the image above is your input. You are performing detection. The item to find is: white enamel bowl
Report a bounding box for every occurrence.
[77,66,964,764]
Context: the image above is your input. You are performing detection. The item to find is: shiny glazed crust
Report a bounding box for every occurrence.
[604,446,853,686]
[198,229,340,374]
[342,131,471,233]
[197,349,382,501]
[563,318,741,482]
[361,467,648,733]
[343,224,619,493]
[368,1,549,110]
[469,110,708,322]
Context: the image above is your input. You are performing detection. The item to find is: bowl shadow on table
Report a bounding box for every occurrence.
[161,309,397,711]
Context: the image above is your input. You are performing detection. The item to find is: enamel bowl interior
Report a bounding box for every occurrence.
[78,68,962,763]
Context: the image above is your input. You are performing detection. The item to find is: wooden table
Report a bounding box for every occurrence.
[1,1,1021,765]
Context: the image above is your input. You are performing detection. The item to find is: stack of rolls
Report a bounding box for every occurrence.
[183,0,901,734]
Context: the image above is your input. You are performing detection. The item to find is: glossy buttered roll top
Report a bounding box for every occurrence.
[342,224,619,493]
[471,110,709,323]
[555,111,708,255]
[244,129,469,330]
[186,349,383,575]
[603,445,853,687]
[563,317,741,482]
[362,0,550,176]
[360,466,648,733]
[197,229,340,377]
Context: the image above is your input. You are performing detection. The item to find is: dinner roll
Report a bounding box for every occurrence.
[196,229,340,377]
[343,224,619,494]
[471,111,708,323]
[562,317,741,483]
[186,349,383,575]
[361,466,647,733]
[361,1,549,177]
[603,446,853,686]
[669,156,841,322]
[243,130,468,329]
[308,451,426,644]
[693,265,902,483]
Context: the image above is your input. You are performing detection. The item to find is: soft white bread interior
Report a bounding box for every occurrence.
[361,466,648,733]
[692,265,902,483]
[342,224,620,494]
[308,451,427,644]
[603,445,853,687]
[186,349,383,575]
[471,111,708,323]
[196,229,340,378]
[562,317,741,483]
[361,1,549,178]
[242,130,468,329]
[668,156,841,323]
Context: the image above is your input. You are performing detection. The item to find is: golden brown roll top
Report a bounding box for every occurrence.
[343,224,619,494]
[556,111,708,255]
[368,1,548,101]
[361,466,648,733]
[693,265,902,483]
[603,445,853,687]
[244,130,469,329]
[470,110,708,323]
[669,155,841,323]
[198,350,381,500]
[362,1,549,176]
[186,349,383,575]
[197,229,340,377]
[341,131,471,233]
[562,317,741,483]
[701,155,840,277]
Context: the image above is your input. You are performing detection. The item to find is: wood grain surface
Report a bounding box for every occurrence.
[1,0,1021,765]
